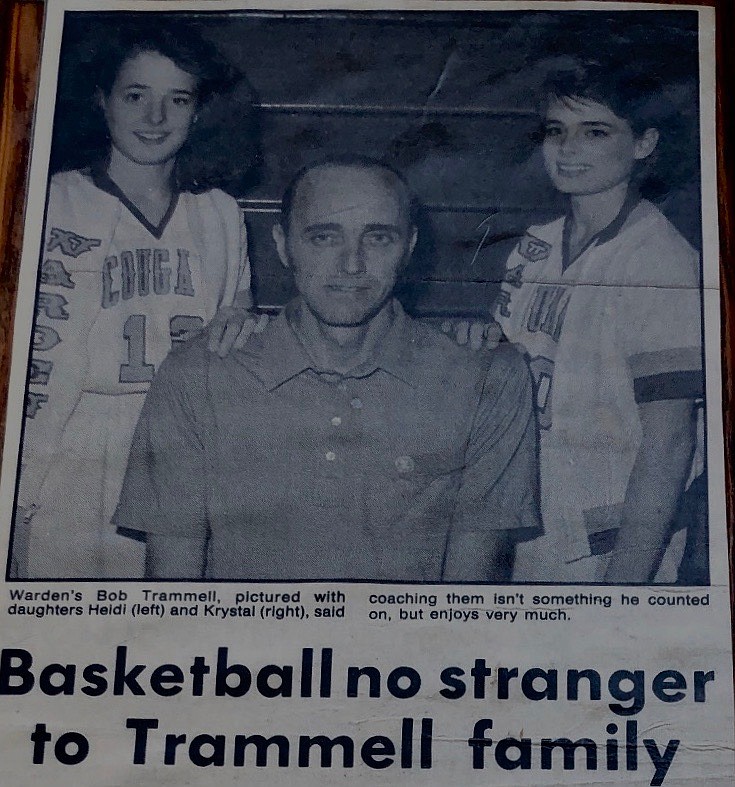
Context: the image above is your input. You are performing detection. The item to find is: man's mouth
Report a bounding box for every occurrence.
[134,132,170,144]
[326,283,371,293]
[556,163,591,176]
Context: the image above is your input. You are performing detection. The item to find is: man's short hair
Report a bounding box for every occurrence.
[279,155,419,232]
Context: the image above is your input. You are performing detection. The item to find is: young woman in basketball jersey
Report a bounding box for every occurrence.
[14,24,258,578]
[494,61,703,583]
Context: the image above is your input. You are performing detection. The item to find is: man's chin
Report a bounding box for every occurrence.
[310,297,391,328]
[318,313,374,328]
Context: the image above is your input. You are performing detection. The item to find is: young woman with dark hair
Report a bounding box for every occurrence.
[14,22,258,578]
[493,59,703,583]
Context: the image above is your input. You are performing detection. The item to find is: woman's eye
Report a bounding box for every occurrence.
[586,128,610,138]
[543,125,563,138]
[172,95,194,107]
[123,91,143,104]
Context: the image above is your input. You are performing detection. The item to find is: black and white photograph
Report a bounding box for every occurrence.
[2,4,733,786]
[4,4,709,584]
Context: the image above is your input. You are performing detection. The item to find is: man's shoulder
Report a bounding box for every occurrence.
[156,333,212,383]
[406,316,529,389]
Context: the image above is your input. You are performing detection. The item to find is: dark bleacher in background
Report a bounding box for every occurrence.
[51,10,700,317]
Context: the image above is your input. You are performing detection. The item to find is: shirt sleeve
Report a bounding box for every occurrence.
[619,243,703,404]
[451,344,542,540]
[113,340,210,539]
[17,173,106,509]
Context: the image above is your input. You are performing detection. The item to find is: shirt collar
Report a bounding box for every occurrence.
[595,184,641,245]
[237,298,418,391]
[562,185,641,270]
[88,160,180,241]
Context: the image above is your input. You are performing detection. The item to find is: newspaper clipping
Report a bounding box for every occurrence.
[0,0,732,783]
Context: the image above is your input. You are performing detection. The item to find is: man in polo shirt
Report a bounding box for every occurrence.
[114,157,541,580]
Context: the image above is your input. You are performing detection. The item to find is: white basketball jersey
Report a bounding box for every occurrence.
[84,198,209,394]
[496,199,702,564]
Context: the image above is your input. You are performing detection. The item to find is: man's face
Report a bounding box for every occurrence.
[542,96,657,196]
[273,165,417,327]
[101,50,198,167]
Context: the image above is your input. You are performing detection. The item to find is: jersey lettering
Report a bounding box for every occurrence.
[504,264,525,288]
[119,314,205,383]
[41,259,75,289]
[119,314,155,384]
[33,325,61,352]
[101,248,194,308]
[137,249,151,296]
[47,228,101,258]
[529,356,555,430]
[518,234,551,262]
[36,292,69,320]
[496,289,512,319]
[153,250,171,295]
[170,315,204,344]
[25,391,49,419]
[174,249,195,296]
[527,285,570,342]
[29,359,53,385]
[102,256,119,308]
[121,251,136,301]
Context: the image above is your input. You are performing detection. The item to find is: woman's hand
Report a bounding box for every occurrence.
[206,307,270,357]
[440,318,504,351]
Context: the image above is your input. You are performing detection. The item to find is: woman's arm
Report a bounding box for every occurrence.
[604,398,696,583]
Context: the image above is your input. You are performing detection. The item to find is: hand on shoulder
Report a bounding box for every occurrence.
[206,308,270,357]
[440,318,504,351]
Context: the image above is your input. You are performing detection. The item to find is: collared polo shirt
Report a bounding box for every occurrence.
[115,300,540,581]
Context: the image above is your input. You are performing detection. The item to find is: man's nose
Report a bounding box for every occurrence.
[145,98,166,125]
[339,241,366,275]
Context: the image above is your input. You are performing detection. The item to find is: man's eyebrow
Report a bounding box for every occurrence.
[579,121,614,128]
[122,82,150,90]
[363,223,402,234]
[303,222,342,233]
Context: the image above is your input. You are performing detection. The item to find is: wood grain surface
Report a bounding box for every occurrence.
[0,0,42,449]
[0,0,731,579]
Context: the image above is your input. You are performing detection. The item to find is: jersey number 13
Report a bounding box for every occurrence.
[119,313,203,384]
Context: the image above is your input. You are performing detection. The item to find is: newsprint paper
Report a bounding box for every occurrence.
[0,0,732,784]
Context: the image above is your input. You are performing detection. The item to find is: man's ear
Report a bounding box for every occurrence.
[634,128,659,160]
[272,223,290,270]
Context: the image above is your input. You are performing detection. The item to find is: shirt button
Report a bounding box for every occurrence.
[325,451,336,461]
[331,416,342,427]
[350,397,363,409]
[395,456,415,473]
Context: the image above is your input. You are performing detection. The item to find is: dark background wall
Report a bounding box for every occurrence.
[51,9,700,315]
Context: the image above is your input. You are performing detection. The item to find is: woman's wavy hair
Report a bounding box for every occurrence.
[51,17,261,194]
